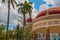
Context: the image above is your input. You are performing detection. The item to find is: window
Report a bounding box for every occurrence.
[37,33,46,40]
[50,33,59,40]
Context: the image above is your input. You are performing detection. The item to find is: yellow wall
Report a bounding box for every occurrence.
[32,14,60,34]
[33,26,60,34]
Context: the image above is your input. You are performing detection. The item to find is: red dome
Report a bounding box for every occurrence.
[36,7,60,18]
[26,17,32,22]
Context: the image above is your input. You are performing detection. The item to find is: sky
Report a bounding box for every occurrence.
[0,0,60,28]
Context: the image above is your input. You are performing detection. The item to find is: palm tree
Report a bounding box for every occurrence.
[17,1,33,40]
[16,22,20,40]
[2,0,17,40]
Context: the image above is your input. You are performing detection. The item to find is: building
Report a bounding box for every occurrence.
[27,7,60,40]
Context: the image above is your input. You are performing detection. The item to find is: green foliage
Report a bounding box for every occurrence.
[0,24,6,40]
[18,1,33,15]
[0,24,33,40]
[24,24,34,40]
[2,0,17,9]
[17,1,33,40]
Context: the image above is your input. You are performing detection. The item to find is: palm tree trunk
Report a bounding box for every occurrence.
[22,13,26,40]
[29,12,31,18]
[17,23,19,40]
[29,32,31,40]
[29,12,31,40]
[6,1,10,40]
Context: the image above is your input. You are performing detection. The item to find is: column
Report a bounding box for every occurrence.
[34,32,37,40]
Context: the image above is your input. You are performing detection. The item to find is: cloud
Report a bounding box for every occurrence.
[32,9,39,18]
[29,0,55,18]
[39,4,49,11]
[18,0,28,3]
[44,0,55,5]
[27,0,56,18]
[0,0,32,25]
[31,3,40,18]
[0,0,60,24]
[44,0,60,7]
[54,0,60,7]
[38,0,60,12]
[0,2,19,24]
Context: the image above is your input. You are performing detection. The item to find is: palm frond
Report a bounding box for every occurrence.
[17,3,23,7]
[25,5,33,11]
[28,2,32,4]
[25,1,27,4]
[11,2,15,9]
[1,0,5,3]
[18,8,22,13]
[27,5,33,9]
[13,0,17,6]
[17,1,33,18]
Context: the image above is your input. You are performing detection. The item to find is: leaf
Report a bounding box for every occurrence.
[17,3,23,7]
[18,8,21,13]
[11,2,15,9]
[13,0,17,6]
[1,0,5,3]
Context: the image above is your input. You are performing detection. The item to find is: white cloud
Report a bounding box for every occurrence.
[32,9,39,18]
[44,0,55,5]
[39,4,49,11]
[31,0,55,18]
[31,3,40,18]
[0,0,60,24]
[39,0,60,12]
[0,2,19,24]
[21,0,60,19]
[44,0,60,7]
[54,0,60,7]
[19,0,28,3]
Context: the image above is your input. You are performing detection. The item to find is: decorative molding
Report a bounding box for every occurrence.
[33,14,60,23]
[33,21,60,30]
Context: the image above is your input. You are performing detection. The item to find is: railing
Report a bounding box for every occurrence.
[33,20,60,30]
[33,14,60,23]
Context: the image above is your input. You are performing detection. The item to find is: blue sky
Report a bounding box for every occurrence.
[9,24,16,29]
[0,0,60,29]
[28,0,53,10]
[29,0,46,10]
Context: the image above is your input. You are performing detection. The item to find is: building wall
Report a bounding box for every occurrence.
[32,14,60,40]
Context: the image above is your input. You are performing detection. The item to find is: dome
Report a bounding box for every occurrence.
[36,7,60,18]
[26,17,32,22]
[26,7,60,22]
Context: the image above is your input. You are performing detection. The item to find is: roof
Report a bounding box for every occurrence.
[26,17,32,22]
[36,7,60,18]
[26,7,60,22]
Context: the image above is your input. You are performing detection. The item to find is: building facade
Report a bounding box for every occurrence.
[27,7,60,40]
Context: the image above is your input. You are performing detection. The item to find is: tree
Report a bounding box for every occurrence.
[8,29,14,40]
[2,0,17,40]
[17,1,33,40]
[24,24,33,40]
[0,24,6,40]
[0,24,6,31]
